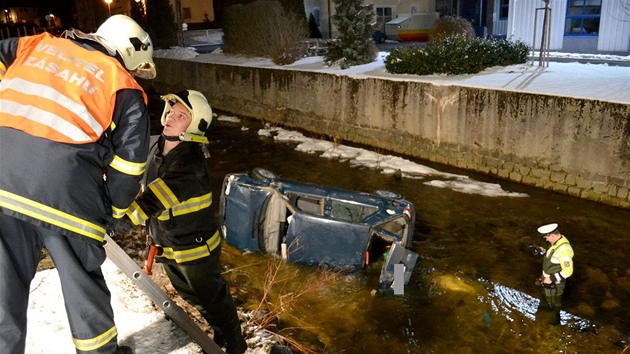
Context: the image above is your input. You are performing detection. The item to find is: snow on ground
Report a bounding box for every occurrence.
[27,261,204,354]
[254,124,528,197]
[156,45,630,104]
[27,259,272,354]
[26,45,629,353]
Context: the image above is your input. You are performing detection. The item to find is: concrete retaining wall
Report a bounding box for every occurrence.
[146,58,630,209]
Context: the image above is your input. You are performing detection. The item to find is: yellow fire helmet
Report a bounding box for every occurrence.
[160,90,213,143]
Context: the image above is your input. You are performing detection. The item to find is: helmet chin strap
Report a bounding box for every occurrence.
[160,133,211,158]
[161,133,181,142]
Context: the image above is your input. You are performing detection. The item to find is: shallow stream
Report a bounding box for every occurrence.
[202,114,629,353]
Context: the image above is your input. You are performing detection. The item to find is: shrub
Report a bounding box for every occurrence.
[384,35,531,76]
[430,16,476,42]
[325,0,376,69]
[223,0,308,65]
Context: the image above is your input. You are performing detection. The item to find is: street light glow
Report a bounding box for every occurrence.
[105,0,112,17]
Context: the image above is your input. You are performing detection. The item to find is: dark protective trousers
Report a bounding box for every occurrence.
[0,213,119,353]
[162,244,247,353]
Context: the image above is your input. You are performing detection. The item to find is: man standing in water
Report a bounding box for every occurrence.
[537,223,574,325]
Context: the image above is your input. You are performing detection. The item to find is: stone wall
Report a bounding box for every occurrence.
[146,58,630,209]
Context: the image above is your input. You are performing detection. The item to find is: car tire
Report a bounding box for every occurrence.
[251,167,277,181]
[374,189,401,199]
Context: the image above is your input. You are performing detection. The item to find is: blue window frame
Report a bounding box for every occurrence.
[565,0,601,36]
[499,0,509,20]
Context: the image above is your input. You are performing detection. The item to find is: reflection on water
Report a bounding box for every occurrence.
[202,115,630,353]
[482,279,594,331]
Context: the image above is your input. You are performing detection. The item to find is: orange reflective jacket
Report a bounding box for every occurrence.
[0,32,147,144]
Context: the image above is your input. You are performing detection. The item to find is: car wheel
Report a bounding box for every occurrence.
[251,167,278,180]
[374,190,401,199]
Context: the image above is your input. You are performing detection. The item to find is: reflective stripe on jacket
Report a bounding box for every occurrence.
[0,32,146,144]
[126,137,220,264]
[0,34,150,243]
[543,236,574,282]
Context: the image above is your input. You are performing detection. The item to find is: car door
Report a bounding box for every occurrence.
[284,212,371,268]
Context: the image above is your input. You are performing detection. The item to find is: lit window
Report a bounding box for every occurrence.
[499,0,509,20]
[565,0,601,36]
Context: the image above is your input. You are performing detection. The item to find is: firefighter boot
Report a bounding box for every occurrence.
[224,325,247,354]
[211,326,226,349]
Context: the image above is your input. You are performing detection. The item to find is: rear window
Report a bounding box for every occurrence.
[330,200,378,222]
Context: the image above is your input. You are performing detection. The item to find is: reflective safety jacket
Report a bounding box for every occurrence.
[0,33,150,243]
[542,236,574,283]
[125,136,220,265]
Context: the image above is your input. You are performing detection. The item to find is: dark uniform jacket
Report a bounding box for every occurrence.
[0,34,150,244]
[125,136,220,264]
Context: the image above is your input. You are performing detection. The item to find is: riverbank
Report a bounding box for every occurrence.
[167,47,630,104]
[146,49,630,210]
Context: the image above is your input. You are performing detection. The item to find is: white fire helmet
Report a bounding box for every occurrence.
[160,90,213,136]
[95,15,156,79]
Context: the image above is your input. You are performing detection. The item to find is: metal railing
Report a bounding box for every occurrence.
[0,25,47,40]
[182,29,223,47]
[301,38,329,57]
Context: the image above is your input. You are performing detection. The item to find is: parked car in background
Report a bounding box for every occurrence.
[219,168,418,291]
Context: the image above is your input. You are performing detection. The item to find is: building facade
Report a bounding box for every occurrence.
[74,0,214,33]
[0,1,59,39]
[304,0,630,55]
[507,0,630,55]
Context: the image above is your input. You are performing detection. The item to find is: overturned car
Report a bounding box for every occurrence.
[219,168,418,291]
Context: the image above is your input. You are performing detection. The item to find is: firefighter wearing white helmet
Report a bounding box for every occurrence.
[120,91,249,353]
[0,14,153,354]
[95,15,156,79]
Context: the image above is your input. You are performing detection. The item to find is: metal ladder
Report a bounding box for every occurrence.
[103,234,223,354]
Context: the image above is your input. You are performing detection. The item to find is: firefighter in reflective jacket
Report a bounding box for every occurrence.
[0,15,155,354]
[120,90,247,353]
[537,223,574,325]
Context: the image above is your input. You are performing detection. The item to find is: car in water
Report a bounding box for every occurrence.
[218,168,418,291]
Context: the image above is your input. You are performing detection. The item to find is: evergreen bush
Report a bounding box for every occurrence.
[385,35,530,75]
[308,13,323,38]
[145,0,178,49]
[325,0,376,69]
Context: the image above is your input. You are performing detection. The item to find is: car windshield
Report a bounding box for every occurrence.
[330,200,378,222]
